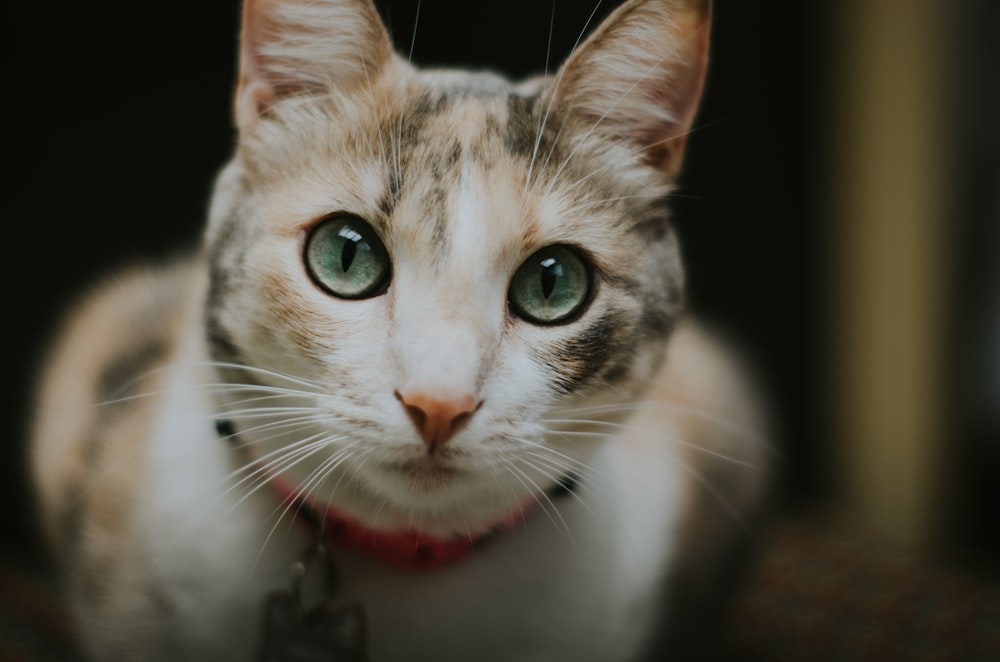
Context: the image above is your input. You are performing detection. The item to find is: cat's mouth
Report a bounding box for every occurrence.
[389,456,464,490]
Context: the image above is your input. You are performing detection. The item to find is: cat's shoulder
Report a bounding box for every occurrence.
[654,318,774,655]
[31,257,206,550]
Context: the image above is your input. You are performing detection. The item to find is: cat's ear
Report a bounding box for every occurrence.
[236,0,394,133]
[549,0,711,178]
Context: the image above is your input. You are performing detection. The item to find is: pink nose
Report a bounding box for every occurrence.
[396,390,479,451]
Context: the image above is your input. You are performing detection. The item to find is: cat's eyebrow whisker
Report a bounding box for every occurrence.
[568,0,607,66]
[406,0,421,66]
[339,34,390,173]
[523,0,558,194]
[387,74,407,208]
[542,0,557,78]
[361,58,388,171]
[534,116,572,191]
[524,0,606,196]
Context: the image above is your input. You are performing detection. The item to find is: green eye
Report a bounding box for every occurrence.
[305,216,390,299]
[509,245,592,325]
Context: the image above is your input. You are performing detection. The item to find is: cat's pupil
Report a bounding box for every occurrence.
[540,259,560,300]
[340,230,359,273]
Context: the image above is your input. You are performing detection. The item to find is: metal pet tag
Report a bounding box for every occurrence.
[258,545,369,662]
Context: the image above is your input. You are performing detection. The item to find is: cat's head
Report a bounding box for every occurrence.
[205,0,710,538]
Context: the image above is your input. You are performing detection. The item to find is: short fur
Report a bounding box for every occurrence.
[31,1,769,660]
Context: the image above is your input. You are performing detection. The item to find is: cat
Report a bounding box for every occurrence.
[30,0,769,660]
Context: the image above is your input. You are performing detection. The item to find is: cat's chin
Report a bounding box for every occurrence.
[326,458,536,538]
[391,456,464,491]
[368,455,482,504]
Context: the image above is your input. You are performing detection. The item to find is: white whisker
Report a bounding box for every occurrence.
[202,361,327,390]
[501,458,574,543]
[553,426,759,469]
[517,437,599,483]
[519,450,597,514]
[524,0,606,195]
[251,439,367,567]
[549,398,775,452]
[224,434,333,503]
[676,458,755,536]
[215,415,324,447]
[407,0,421,65]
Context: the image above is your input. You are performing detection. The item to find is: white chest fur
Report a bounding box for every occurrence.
[338,436,683,662]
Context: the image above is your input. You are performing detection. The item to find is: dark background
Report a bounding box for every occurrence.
[4,0,996,571]
[951,0,1000,562]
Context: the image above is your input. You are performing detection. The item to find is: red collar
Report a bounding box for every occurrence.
[218,418,578,570]
[273,477,526,570]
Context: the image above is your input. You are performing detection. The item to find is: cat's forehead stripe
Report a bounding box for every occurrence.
[378,91,521,264]
[501,93,546,159]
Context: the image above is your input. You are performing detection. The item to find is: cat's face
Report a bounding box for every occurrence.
[204,0,709,536]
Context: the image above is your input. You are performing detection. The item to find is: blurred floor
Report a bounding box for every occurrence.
[724,513,1000,661]
[3,511,998,662]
